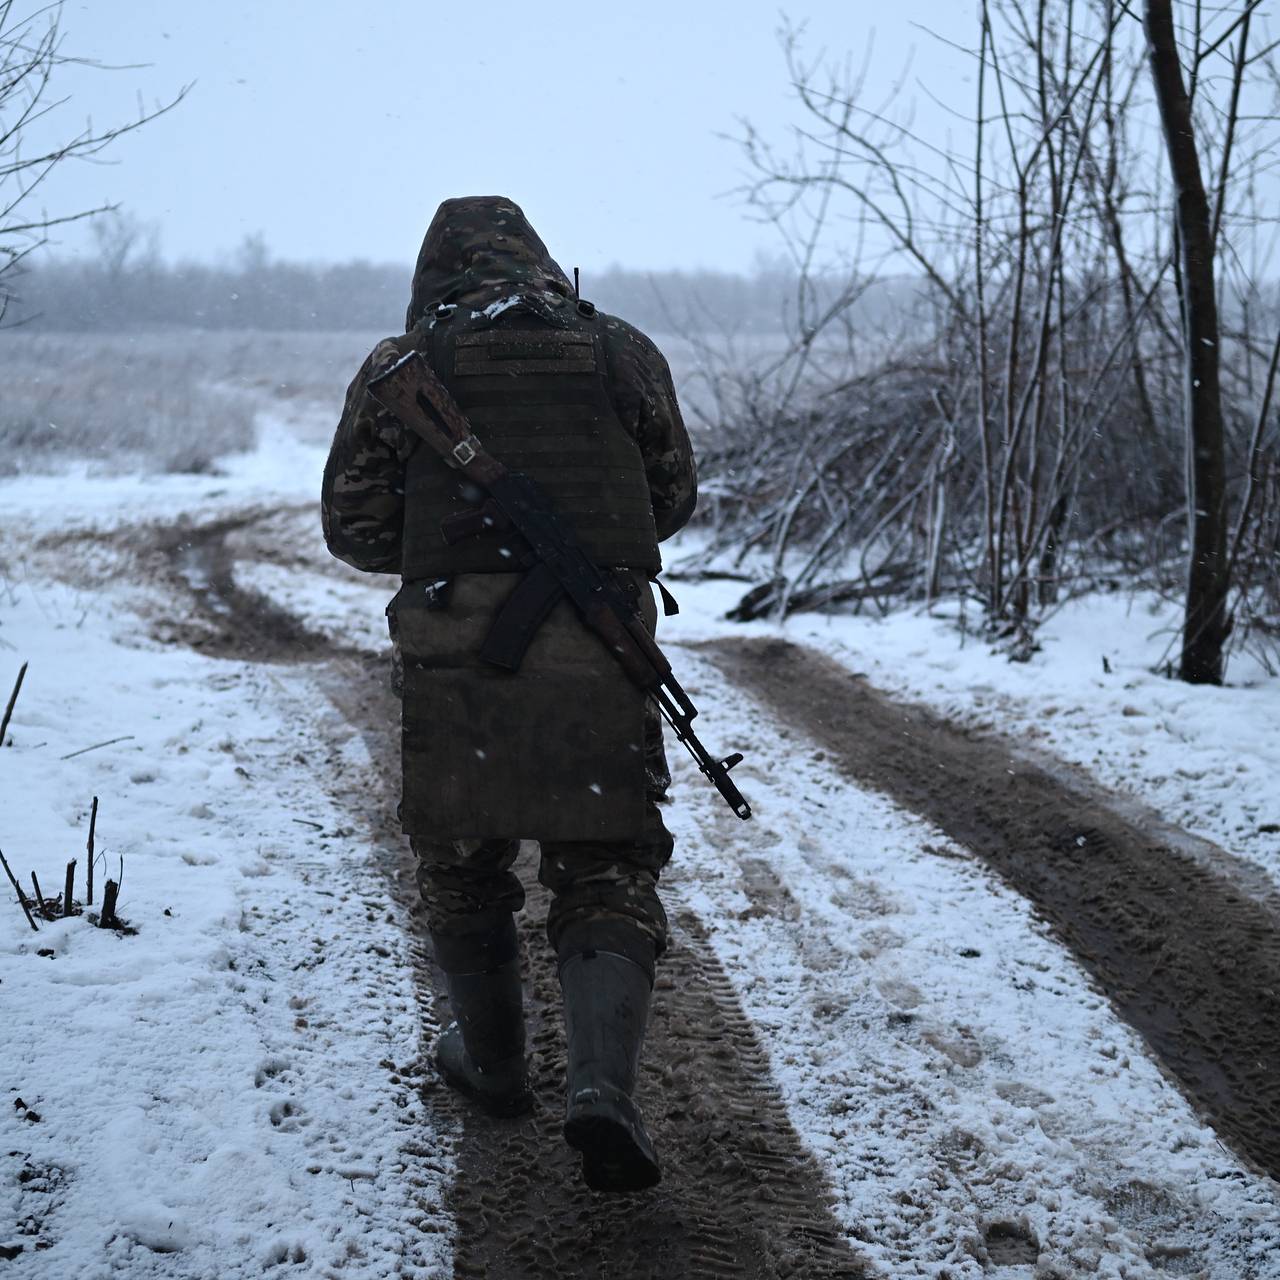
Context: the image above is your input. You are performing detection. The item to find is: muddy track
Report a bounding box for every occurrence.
[156,515,343,661]
[28,505,365,664]
[450,895,865,1279]
[123,512,869,1278]
[324,655,867,1280]
[707,637,1280,1181]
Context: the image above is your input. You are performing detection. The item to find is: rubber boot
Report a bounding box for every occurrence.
[559,949,661,1193]
[434,926,532,1118]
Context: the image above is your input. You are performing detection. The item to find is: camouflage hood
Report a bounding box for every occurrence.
[406,196,574,330]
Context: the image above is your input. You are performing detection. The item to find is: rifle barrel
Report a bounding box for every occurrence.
[651,691,752,821]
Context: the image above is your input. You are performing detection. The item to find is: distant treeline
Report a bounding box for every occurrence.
[2,248,913,337]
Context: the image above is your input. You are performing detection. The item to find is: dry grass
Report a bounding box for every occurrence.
[0,328,726,474]
[0,331,380,475]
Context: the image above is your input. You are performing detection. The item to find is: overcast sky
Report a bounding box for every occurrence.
[30,1,975,273]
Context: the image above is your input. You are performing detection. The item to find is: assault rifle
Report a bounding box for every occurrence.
[368,350,752,822]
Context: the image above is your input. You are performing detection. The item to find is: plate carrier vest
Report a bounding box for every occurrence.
[400,298,661,579]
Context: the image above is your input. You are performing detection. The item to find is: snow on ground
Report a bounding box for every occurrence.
[671,569,1280,893]
[0,415,324,537]
[4,403,1280,1277]
[0,575,454,1277]
[662,646,1280,1279]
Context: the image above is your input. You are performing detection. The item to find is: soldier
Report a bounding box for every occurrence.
[321,196,697,1194]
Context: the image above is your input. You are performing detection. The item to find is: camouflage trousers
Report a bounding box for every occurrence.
[412,703,674,979]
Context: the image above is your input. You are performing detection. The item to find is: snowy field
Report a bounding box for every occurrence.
[1,390,1278,1277]
[0,329,728,480]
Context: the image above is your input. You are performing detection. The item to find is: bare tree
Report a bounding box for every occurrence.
[1144,0,1248,684]
[91,208,157,279]
[722,9,1168,629]
[0,0,186,320]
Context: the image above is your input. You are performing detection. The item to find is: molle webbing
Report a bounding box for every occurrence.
[400,315,661,577]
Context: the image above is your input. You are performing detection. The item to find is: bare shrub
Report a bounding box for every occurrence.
[693,4,1280,676]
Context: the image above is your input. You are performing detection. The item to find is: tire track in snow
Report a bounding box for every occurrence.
[320,653,868,1280]
[708,636,1280,1182]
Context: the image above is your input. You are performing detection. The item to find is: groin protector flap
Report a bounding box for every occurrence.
[394,573,648,841]
[400,667,646,841]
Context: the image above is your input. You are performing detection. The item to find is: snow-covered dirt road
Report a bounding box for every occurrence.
[2,411,1279,1279]
[711,636,1280,1181]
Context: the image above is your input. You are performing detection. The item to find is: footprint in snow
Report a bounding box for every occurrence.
[269,1099,307,1132]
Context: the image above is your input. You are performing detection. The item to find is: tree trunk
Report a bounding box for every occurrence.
[1144,0,1231,684]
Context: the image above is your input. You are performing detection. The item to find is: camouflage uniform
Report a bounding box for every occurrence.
[321,197,697,976]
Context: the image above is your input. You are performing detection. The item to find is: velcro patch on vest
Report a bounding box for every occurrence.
[454,330,598,376]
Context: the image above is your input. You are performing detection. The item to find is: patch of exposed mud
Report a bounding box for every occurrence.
[708,637,1280,1181]
[151,516,338,661]
[31,509,363,664]
[449,897,864,1279]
